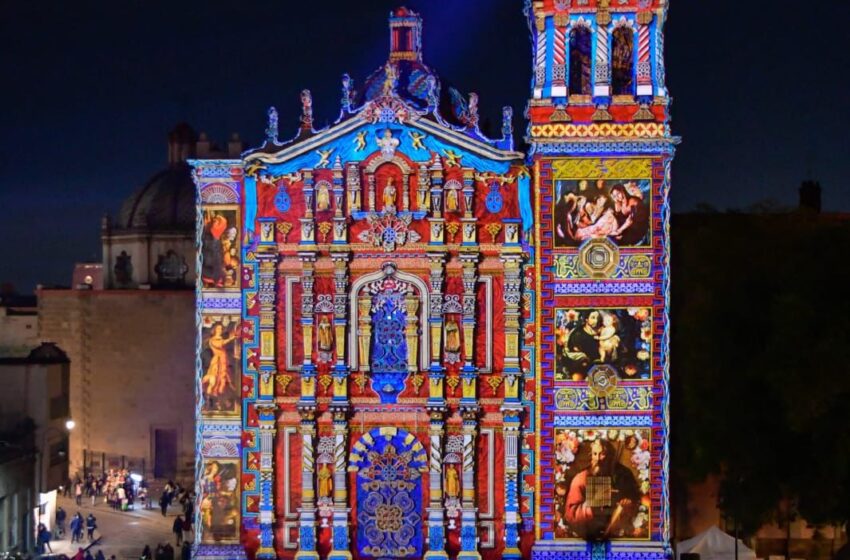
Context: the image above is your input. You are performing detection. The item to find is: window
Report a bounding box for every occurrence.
[612,26,635,95]
[569,26,592,96]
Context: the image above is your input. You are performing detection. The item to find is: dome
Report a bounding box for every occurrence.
[116,162,195,232]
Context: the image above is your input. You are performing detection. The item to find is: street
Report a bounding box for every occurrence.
[42,493,187,559]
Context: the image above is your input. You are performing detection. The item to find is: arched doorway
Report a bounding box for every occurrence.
[349,428,428,559]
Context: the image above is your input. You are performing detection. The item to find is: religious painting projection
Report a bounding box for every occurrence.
[201,208,240,288]
[201,315,240,414]
[554,308,651,381]
[553,179,650,247]
[553,429,651,540]
[200,459,241,544]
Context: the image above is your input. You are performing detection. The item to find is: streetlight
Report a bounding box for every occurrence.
[65,419,75,431]
[37,419,75,516]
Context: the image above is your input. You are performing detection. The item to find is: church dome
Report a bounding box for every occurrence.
[116,162,195,232]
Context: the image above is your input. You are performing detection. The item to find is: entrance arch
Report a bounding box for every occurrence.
[348,427,428,559]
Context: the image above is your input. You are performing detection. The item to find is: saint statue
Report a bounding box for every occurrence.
[318,463,333,499]
[445,319,461,353]
[383,177,397,212]
[445,465,460,498]
[318,316,334,352]
[316,182,330,211]
[445,184,460,213]
[377,128,400,159]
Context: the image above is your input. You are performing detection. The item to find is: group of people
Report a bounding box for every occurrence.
[138,542,191,560]
[65,469,148,511]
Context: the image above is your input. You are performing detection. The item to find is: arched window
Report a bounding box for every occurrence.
[569,25,592,96]
[612,26,635,95]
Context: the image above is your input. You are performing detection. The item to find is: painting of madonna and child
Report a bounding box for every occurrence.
[553,179,651,247]
[554,308,652,381]
[553,429,652,540]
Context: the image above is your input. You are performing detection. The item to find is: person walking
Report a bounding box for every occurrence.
[95,550,106,560]
[70,512,83,543]
[56,505,67,538]
[86,512,98,542]
[75,481,83,506]
[73,546,86,560]
[37,522,53,554]
[172,515,184,546]
[140,544,152,560]
[180,541,191,560]
[159,492,169,517]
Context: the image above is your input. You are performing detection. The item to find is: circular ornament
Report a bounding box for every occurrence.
[587,364,619,398]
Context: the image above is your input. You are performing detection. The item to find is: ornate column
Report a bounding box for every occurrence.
[256,405,278,559]
[458,253,480,560]
[500,251,524,560]
[346,163,361,214]
[255,223,278,559]
[458,409,481,560]
[367,174,376,212]
[296,247,319,560]
[531,1,547,99]
[328,245,351,558]
[425,411,448,559]
[427,254,446,406]
[357,295,372,372]
[402,172,410,212]
[295,410,319,560]
[551,17,568,98]
[417,164,430,212]
[634,10,655,120]
[593,5,613,121]
[405,293,420,373]
[430,156,444,218]
[328,410,351,560]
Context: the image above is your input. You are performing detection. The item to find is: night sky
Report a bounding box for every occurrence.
[2,0,848,292]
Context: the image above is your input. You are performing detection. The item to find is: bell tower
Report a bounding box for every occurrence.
[526,0,677,559]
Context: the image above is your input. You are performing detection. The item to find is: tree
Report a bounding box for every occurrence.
[671,211,850,533]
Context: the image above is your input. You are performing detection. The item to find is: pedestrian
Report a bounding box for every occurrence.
[95,550,106,560]
[86,512,98,541]
[85,550,95,560]
[182,513,192,545]
[73,547,86,560]
[75,481,83,506]
[70,512,83,543]
[56,505,67,538]
[155,543,166,560]
[37,522,53,553]
[140,544,152,560]
[160,493,168,517]
[163,542,175,560]
[181,541,191,560]
[172,514,184,546]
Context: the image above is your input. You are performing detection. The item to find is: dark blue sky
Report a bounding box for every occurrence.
[2,0,848,291]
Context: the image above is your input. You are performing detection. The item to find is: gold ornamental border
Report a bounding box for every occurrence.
[531,122,668,139]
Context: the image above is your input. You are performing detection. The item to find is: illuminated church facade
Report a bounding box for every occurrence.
[191,2,676,560]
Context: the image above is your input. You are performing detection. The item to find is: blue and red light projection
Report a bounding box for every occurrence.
[190,3,676,559]
[526,0,677,559]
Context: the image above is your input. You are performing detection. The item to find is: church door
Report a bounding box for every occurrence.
[352,428,427,559]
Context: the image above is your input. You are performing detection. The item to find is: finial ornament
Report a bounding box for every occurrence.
[467,93,479,129]
[341,74,354,113]
[265,106,279,143]
[382,62,398,96]
[502,106,514,139]
[426,76,439,112]
[301,89,314,131]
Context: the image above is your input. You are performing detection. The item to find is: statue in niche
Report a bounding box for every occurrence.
[445,465,460,498]
[382,177,397,213]
[114,251,134,287]
[445,183,460,213]
[317,316,334,352]
[445,318,461,353]
[316,181,331,211]
[318,463,333,499]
